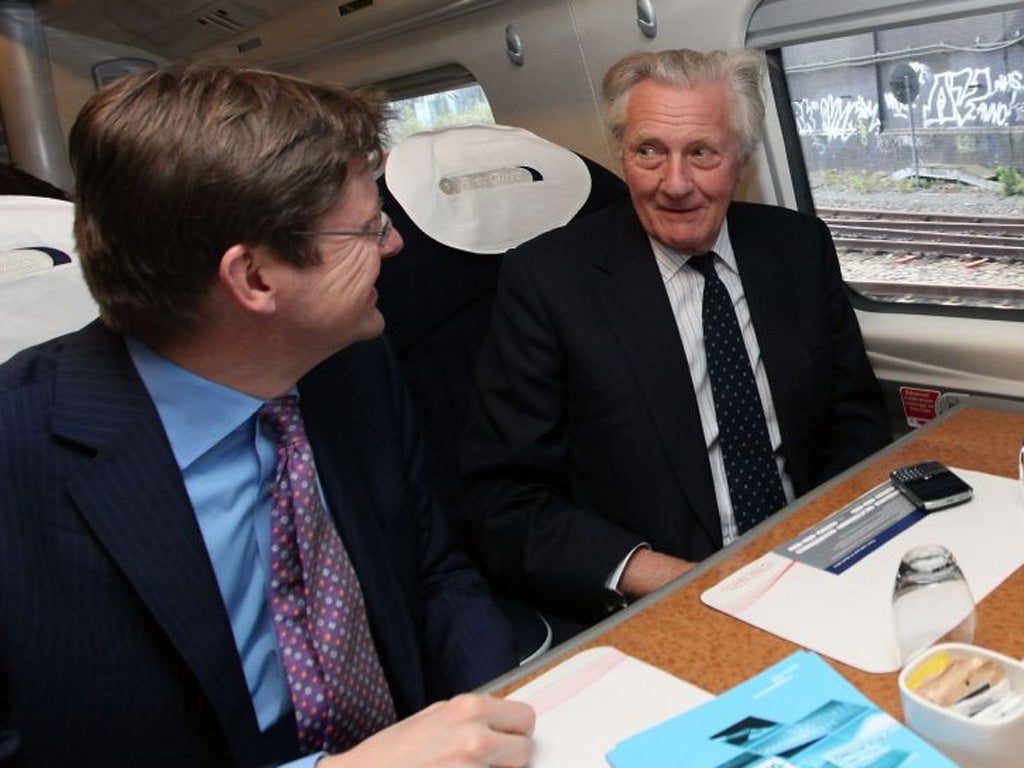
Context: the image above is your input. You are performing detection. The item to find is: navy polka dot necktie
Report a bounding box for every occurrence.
[688,252,787,534]
[259,396,396,753]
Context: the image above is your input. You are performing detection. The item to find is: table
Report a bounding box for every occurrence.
[486,399,1024,718]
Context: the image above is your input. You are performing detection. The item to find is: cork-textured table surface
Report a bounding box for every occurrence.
[492,403,1024,719]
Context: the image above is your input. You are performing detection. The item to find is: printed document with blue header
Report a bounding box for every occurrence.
[606,650,958,768]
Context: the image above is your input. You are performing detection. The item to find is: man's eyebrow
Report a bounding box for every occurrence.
[629,132,661,146]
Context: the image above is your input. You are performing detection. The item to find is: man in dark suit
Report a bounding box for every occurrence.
[460,49,891,624]
[0,65,532,767]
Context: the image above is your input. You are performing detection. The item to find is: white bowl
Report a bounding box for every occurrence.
[899,642,1024,768]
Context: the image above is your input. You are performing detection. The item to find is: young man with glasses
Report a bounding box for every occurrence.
[0,64,532,768]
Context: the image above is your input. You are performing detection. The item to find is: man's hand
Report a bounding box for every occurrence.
[619,549,694,599]
[322,694,535,768]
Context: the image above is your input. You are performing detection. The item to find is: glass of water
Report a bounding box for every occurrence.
[1018,434,1023,505]
[892,544,977,666]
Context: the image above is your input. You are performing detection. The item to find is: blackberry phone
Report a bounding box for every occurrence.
[890,461,973,511]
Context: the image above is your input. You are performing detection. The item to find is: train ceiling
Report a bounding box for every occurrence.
[34,0,504,61]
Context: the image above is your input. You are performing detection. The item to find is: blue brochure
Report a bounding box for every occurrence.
[606,650,958,768]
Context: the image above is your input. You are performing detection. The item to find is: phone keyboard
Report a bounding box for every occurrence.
[891,461,946,483]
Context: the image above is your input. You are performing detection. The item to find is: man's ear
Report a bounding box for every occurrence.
[733,155,757,200]
[219,244,276,315]
[740,152,755,178]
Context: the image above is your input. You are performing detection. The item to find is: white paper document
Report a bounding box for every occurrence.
[507,646,711,768]
[701,468,1024,673]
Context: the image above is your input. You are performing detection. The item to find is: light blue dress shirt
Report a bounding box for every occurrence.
[128,339,322,768]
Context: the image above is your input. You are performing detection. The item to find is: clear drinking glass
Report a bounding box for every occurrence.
[892,544,977,666]
[1018,434,1023,505]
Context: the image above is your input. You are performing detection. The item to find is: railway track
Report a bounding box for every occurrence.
[817,206,1024,308]
[819,207,1024,260]
[818,207,1024,227]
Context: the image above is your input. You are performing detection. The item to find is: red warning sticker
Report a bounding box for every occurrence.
[899,386,940,428]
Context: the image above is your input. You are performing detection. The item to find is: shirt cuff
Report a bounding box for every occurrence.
[604,543,651,593]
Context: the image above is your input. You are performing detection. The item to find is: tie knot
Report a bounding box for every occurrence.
[687,252,717,279]
[258,396,304,446]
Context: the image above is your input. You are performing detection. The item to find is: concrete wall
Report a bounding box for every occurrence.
[785,9,1024,177]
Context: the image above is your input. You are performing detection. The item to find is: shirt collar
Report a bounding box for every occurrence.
[651,219,736,283]
[126,337,265,470]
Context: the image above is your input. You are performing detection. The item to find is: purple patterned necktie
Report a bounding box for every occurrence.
[258,396,396,754]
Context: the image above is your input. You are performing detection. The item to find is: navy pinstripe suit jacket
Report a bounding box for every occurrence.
[0,320,515,767]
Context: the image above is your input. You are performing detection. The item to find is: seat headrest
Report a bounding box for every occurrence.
[0,196,98,362]
[385,124,592,254]
[0,196,77,275]
[0,247,72,282]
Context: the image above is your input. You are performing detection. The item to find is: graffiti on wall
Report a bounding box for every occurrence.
[795,62,1024,143]
[793,94,880,141]
[920,66,1024,128]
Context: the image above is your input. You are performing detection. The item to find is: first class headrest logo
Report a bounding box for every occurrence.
[438,166,542,195]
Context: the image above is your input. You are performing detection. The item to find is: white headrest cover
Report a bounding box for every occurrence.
[0,196,98,362]
[385,124,591,254]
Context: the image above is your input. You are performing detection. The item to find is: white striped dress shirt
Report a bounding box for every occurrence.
[651,222,794,545]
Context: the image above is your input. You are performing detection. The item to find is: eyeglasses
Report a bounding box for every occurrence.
[300,210,393,248]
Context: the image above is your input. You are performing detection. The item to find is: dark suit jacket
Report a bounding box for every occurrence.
[0,321,515,767]
[460,200,891,620]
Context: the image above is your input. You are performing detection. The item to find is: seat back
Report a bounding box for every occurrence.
[376,126,627,654]
[0,196,98,363]
[377,124,627,519]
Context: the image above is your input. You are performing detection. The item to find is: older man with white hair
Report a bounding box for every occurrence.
[460,48,891,627]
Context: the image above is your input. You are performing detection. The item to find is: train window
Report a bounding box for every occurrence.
[371,64,495,148]
[767,8,1024,310]
[386,82,495,148]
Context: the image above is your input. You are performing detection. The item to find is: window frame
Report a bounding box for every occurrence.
[759,13,1024,321]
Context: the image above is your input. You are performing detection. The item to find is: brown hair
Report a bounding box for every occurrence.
[69,64,387,343]
[603,49,766,160]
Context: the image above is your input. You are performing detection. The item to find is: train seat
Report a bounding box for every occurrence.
[0,196,97,363]
[376,124,628,658]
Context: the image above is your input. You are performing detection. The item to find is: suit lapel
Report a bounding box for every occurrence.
[727,204,803,419]
[728,203,814,493]
[593,205,722,545]
[298,382,424,717]
[52,322,263,764]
